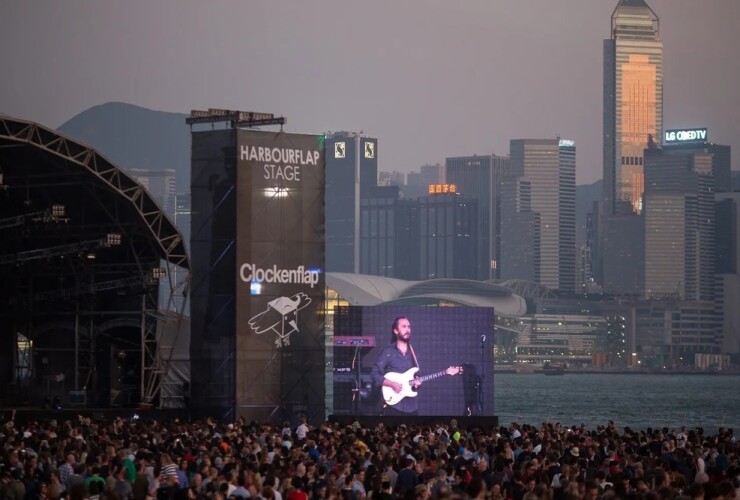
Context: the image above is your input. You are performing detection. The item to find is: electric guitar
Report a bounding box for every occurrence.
[382,366,462,406]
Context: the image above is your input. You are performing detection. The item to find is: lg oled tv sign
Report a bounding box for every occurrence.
[664,128,708,144]
[235,129,325,420]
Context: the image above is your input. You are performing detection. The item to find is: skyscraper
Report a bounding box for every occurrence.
[500,139,576,294]
[325,132,378,273]
[716,193,740,354]
[418,191,478,280]
[603,0,663,216]
[445,154,509,280]
[128,168,177,216]
[643,132,726,301]
[359,187,419,280]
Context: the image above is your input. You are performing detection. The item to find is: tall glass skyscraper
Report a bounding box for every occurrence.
[603,0,663,216]
[500,139,576,294]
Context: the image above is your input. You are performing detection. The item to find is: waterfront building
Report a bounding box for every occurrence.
[635,300,721,364]
[500,139,576,295]
[514,314,608,366]
[716,193,740,355]
[445,154,510,280]
[360,187,419,280]
[600,0,662,295]
[325,132,378,273]
[644,134,719,301]
[603,0,663,217]
[418,191,478,280]
[378,171,405,187]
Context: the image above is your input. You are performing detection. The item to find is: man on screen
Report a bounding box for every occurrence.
[371,316,461,416]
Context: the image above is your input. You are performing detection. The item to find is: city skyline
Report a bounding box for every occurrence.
[1,1,738,186]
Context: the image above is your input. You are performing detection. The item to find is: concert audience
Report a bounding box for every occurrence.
[0,411,737,500]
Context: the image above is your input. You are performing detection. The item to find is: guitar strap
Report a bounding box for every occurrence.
[408,343,419,369]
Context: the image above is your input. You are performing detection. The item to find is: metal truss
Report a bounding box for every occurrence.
[33,275,150,302]
[141,265,190,405]
[0,116,188,270]
[0,115,191,407]
[0,237,108,265]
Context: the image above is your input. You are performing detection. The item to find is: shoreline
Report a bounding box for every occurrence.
[494,367,740,375]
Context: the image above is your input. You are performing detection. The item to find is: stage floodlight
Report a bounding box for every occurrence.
[105,233,122,246]
[51,204,65,217]
[152,267,166,279]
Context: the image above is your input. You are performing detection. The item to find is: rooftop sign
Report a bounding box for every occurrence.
[665,128,707,144]
[428,184,457,194]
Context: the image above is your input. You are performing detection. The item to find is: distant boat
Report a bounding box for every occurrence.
[543,362,567,375]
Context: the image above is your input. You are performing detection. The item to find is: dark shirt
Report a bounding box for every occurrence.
[396,468,418,496]
[371,343,418,414]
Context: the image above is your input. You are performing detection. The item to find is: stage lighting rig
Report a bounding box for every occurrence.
[1,234,119,266]
[0,204,70,229]
[51,204,65,217]
[186,109,286,129]
[104,233,122,247]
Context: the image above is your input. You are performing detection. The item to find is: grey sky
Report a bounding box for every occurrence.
[1,0,738,185]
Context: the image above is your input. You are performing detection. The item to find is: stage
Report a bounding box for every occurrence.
[0,406,189,425]
[2,407,498,430]
[329,414,498,429]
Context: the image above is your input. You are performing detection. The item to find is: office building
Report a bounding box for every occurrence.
[407,163,445,187]
[600,0,662,294]
[359,187,419,280]
[514,314,608,365]
[378,171,405,187]
[603,0,663,217]
[325,132,378,273]
[716,193,740,355]
[405,163,445,200]
[445,154,509,280]
[128,168,177,216]
[500,140,576,294]
[635,300,721,362]
[601,213,644,296]
[418,190,478,280]
[711,145,732,193]
[644,130,725,301]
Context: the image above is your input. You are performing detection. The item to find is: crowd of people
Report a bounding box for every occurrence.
[1,410,738,500]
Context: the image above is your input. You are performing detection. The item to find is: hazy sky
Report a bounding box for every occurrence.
[2,0,738,184]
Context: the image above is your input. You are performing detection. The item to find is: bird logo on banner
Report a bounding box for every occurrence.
[247,292,312,348]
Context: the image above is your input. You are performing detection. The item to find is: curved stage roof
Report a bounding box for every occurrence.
[327,273,527,317]
[0,115,188,270]
[0,115,190,407]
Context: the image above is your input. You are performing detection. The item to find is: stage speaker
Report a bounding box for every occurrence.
[333,381,355,415]
[462,363,482,416]
[69,391,86,407]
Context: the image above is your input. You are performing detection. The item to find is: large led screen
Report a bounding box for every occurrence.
[332,306,494,417]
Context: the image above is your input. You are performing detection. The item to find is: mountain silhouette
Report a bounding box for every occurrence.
[57,102,191,192]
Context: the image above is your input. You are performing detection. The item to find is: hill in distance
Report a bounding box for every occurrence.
[57,102,191,192]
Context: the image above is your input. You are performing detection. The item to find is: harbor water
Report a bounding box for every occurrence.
[492,373,740,433]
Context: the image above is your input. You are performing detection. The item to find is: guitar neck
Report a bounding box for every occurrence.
[418,369,450,383]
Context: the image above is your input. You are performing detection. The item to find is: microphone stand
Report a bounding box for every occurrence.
[352,345,360,417]
[478,334,486,414]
